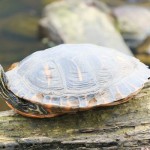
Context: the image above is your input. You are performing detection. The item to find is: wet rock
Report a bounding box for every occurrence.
[113,5,150,50]
[39,0,132,55]
[136,36,150,66]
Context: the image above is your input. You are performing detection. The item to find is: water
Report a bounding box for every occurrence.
[0,0,47,111]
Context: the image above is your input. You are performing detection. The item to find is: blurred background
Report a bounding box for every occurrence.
[0,0,150,111]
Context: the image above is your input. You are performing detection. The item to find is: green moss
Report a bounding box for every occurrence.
[42,0,59,6]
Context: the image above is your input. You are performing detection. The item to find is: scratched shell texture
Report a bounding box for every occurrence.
[6,44,150,108]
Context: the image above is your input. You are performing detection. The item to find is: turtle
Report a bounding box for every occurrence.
[0,44,149,118]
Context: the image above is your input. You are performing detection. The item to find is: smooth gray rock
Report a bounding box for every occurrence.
[113,5,150,50]
[39,0,132,55]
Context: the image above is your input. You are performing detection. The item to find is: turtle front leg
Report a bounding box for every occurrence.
[5,97,62,118]
[7,62,19,71]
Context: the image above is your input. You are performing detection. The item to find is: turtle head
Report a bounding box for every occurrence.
[0,65,8,99]
[0,65,7,83]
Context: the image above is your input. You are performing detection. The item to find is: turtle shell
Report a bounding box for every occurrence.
[6,44,150,109]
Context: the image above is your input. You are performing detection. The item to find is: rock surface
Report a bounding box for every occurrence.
[113,5,150,50]
[39,0,132,55]
[0,81,149,149]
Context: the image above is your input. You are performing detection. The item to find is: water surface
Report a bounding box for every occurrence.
[0,0,46,111]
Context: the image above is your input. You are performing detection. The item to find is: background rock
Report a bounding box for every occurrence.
[39,0,132,55]
[113,5,150,52]
[80,0,111,14]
